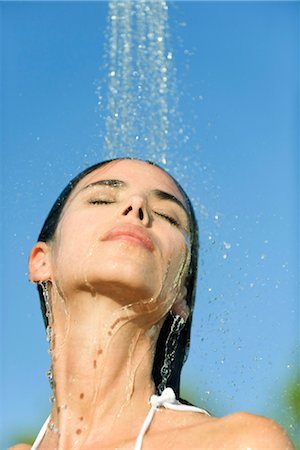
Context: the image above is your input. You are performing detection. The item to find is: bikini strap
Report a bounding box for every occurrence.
[31,388,210,450]
[31,416,50,450]
[134,387,210,450]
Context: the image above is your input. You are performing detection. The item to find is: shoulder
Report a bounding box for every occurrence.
[202,411,295,449]
[166,408,294,449]
[8,445,31,450]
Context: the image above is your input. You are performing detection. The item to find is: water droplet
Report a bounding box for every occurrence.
[161,154,167,165]
[46,369,53,383]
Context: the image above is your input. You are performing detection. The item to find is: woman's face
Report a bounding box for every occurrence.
[48,160,191,313]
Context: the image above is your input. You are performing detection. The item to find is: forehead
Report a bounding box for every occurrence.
[72,159,187,204]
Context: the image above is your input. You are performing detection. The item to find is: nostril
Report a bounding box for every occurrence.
[139,208,144,220]
[123,206,133,215]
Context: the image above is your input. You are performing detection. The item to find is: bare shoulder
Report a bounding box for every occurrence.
[164,408,295,449]
[8,445,31,450]
[191,411,295,449]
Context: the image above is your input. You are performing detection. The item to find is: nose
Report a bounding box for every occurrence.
[121,195,150,225]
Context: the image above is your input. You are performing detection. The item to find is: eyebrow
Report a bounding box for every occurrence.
[80,179,189,216]
[151,189,189,216]
[82,179,126,190]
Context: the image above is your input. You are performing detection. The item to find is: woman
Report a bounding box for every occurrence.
[12,159,294,449]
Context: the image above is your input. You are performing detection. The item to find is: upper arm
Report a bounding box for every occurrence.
[230,412,295,450]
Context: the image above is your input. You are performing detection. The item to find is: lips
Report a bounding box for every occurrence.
[101,224,155,252]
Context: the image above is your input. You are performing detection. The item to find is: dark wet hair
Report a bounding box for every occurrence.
[37,158,198,397]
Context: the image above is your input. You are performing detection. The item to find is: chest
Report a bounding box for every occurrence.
[83,413,223,450]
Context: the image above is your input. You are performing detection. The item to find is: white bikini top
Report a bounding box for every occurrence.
[31,387,210,450]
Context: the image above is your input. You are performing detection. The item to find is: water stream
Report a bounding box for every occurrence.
[99,0,182,166]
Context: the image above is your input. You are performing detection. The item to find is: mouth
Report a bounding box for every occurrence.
[101,225,155,252]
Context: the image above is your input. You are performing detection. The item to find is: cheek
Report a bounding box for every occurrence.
[54,208,108,253]
[50,214,100,279]
[161,234,190,291]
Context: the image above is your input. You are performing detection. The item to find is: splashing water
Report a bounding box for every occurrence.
[157,314,186,394]
[41,281,59,432]
[41,281,53,346]
[99,0,182,166]
[98,0,216,216]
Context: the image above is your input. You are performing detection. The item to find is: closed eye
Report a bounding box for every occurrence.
[154,212,180,227]
[89,200,115,205]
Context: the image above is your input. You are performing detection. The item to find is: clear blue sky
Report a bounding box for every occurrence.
[1,1,299,448]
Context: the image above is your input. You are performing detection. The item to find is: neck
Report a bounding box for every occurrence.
[45,288,162,449]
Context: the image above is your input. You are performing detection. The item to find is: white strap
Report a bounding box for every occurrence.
[31,415,50,450]
[134,404,157,450]
[31,388,210,450]
[134,387,210,450]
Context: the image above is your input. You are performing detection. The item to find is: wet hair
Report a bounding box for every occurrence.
[37,158,198,397]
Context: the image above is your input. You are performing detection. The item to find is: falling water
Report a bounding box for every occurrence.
[157,315,186,394]
[99,0,183,166]
[41,281,57,409]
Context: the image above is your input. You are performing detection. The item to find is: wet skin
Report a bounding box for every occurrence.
[49,159,191,308]
[13,160,294,450]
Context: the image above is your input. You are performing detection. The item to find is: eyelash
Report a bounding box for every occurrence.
[89,200,115,205]
[88,200,180,227]
[154,212,180,227]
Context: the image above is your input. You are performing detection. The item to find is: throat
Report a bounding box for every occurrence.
[45,291,160,448]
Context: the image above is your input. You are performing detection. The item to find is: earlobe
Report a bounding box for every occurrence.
[171,286,190,321]
[28,242,52,283]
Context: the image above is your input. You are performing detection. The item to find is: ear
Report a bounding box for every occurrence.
[171,285,190,321]
[28,242,52,283]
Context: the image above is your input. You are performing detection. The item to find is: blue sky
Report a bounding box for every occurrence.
[1,1,299,447]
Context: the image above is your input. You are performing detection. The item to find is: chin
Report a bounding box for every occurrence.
[80,262,160,301]
[96,280,156,305]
